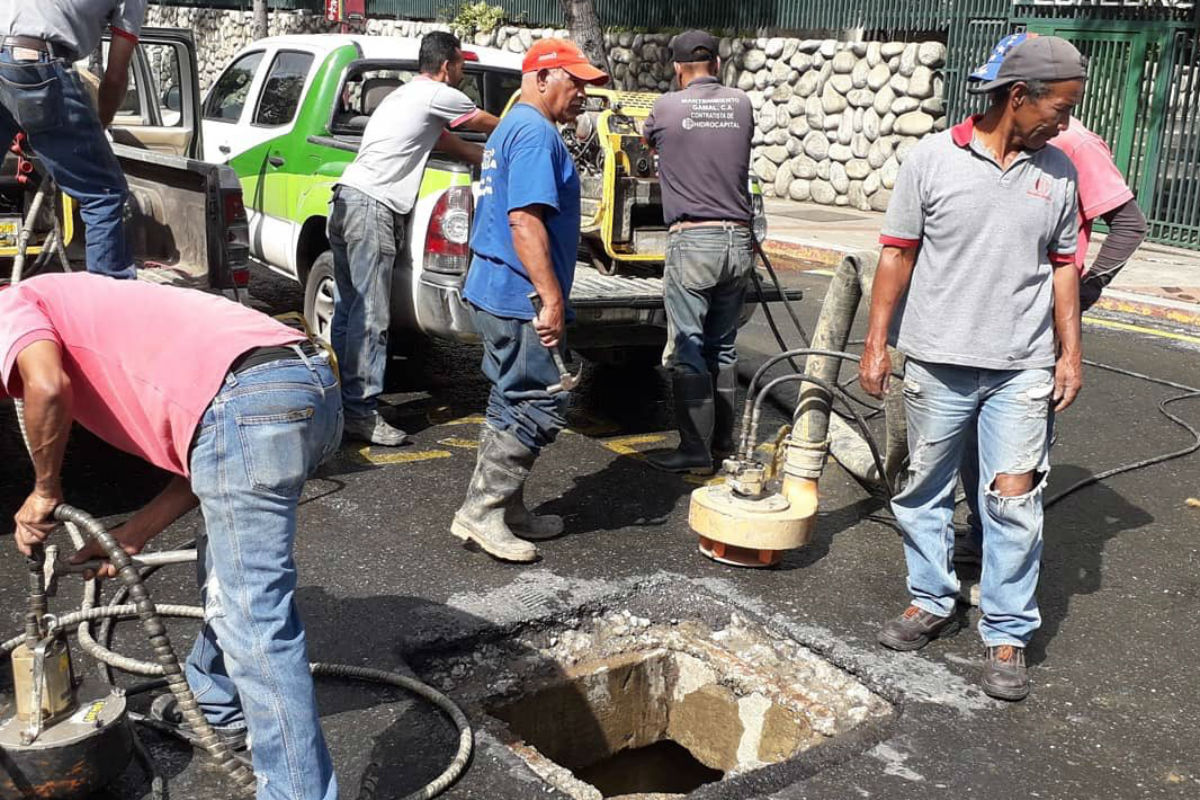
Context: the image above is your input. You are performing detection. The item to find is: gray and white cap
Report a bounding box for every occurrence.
[967,33,1088,94]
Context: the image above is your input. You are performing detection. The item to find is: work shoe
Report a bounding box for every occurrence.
[476,425,563,540]
[451,425,540,562]
[344,411,407,446]
[646,372,716,475]
[878,604,958,651]
[712,363,739,459]
[981,645,1029,701]
[150,693,250,752]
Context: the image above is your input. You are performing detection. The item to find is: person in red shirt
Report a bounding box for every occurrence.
[1,273,341,800]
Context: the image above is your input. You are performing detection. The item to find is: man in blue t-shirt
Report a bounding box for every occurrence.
[453,39,608,563]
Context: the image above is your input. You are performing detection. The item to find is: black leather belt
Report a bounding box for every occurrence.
[1,36,77,61]
[229,341,321,375]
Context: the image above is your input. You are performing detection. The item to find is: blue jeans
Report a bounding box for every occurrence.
[893,359,1054,647]
[328,185,406,419]
[186,352,343,800]
[0,51,133,278]
[959,410,1057,560]
[662,224,753,375]
[472,305,567,454]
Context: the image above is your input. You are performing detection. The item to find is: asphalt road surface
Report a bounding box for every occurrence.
[0,265,1197,799]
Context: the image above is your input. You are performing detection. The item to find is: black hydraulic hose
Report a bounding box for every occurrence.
[747,371,892,498]
[740,348,866,458]
[752,238,811,348]
[52,505,257,797]
[1045,360,1200,508]
[750,269,803,373]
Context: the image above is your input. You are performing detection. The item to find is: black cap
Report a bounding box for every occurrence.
[671,30,719,63]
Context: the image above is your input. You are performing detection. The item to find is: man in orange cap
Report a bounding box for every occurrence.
[454,39,607,562]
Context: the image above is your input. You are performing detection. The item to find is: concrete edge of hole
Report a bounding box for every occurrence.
[422,599,902,800]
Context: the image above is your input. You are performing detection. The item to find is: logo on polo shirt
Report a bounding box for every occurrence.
[1027,176,1051,201]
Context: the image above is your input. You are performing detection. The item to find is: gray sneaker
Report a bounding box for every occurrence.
[344,412,407,446]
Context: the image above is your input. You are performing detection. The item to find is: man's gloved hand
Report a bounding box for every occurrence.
[14,489,61,557]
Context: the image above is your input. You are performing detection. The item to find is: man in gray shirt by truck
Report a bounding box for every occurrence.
[1,0,148,279]
[642,29,755,475]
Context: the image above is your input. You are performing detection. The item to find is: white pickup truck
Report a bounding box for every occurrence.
[201,34,794,363]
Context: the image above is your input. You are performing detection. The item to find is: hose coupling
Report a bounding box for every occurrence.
[783,436,830,480]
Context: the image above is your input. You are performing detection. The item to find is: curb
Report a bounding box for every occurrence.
[762,238,1200,332]
[1093,291,1200,330]
[761,238,850,271]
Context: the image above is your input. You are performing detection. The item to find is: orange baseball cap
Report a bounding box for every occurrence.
[521,38,609,85]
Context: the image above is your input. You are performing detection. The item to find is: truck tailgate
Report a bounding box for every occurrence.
[569,263,803,308]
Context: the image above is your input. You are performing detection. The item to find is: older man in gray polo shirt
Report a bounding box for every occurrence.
[1,0,147,279]
[859,34,1087,702]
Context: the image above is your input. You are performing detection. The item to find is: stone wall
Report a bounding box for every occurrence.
[147,6,947,211]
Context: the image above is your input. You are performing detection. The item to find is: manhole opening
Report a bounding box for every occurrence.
[459,611,892,799]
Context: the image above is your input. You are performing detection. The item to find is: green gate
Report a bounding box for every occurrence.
[1020,19,1200,251]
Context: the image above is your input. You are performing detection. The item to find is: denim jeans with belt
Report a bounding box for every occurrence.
[893,359,1054,647]
[662,224,753,375]
[328,185,407,420]
[0,50,133,278]
[472,305,567,454]
[186,351,343,800]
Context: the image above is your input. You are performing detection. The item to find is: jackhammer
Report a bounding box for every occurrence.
[690,249,908,567]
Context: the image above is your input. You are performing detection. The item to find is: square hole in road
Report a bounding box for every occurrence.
[426,605,892,799]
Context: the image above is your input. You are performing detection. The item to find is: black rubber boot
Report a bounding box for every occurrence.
[451,426,539,562]
[647,372,715,475]
[712,363,738,459]
[475,425,564,540]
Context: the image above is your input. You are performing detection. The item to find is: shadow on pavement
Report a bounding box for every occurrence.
[536,455,693,536]
[296,586,595,799]
[1030,463,1154,665]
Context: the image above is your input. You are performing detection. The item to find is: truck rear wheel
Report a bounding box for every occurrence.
[303,251,336,344]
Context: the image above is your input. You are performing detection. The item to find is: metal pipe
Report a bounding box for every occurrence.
[788,251,908,489]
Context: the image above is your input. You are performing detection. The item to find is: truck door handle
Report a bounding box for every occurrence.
[268,156,285,167]
[218,145,231,154]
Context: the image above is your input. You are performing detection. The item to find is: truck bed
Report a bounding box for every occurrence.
[568,263,802,308]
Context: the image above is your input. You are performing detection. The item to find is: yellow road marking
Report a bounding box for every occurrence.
[601,433,666,456]
[438,437,480,449]
[351,446,453,465]
[808,268,836,277]
[1083,317,1200,346]
[684,474,726,487]
[426,407,486,426]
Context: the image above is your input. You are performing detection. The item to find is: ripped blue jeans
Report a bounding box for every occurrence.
[892,359,1053,647]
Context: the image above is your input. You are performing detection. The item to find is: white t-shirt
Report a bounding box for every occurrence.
[338,76,477,215]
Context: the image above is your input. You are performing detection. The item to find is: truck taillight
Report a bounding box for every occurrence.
[424,185,472,275]
[223,189,251,287]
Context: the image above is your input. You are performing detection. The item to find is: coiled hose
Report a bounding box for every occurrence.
[0,506,474,800]
[52,504,258,796]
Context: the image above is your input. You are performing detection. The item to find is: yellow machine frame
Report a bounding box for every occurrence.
[0,193,75,260]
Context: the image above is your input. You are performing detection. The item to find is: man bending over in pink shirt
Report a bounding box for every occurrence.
[2,273,341,800]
